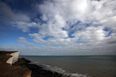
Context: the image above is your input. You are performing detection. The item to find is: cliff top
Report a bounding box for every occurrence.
[0,51,18,54]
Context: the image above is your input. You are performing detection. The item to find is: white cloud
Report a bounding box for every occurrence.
[32,0,116,46]
[1,0,116,51]
[75,26,106,43]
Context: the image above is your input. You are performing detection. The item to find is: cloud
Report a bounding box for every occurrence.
[1,0,116,52]
[1,0,115,45]
[75,26,107,44]
[0,2,39,32]
[30,0,116,46]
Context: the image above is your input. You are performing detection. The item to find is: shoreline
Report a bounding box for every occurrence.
[0,58,90,77]
[21,57,90,77]
[0,51,90,77]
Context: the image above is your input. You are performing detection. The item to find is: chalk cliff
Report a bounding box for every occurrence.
[0,51,19,65]
[0,51,31,77]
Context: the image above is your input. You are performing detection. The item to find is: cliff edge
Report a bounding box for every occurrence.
[0,51,31,77]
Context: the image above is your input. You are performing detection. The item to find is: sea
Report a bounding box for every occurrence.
[24,56,116,77]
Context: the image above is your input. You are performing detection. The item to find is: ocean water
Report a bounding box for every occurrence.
[24,56,116,77]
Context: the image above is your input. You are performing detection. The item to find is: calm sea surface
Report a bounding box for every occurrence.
[24,56,116,77]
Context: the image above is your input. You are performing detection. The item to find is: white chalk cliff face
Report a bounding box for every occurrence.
[6,52,20,65]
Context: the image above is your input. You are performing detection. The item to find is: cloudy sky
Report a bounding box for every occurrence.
[0,0,116,55]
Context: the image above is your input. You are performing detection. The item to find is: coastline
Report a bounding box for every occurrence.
[0,51,90,77]
[1,51,116,77]
[0,58,90,77]
[24,56,116,77]
[20,58,90,77]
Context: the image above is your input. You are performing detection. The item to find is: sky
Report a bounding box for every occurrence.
[0,0,116,55]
